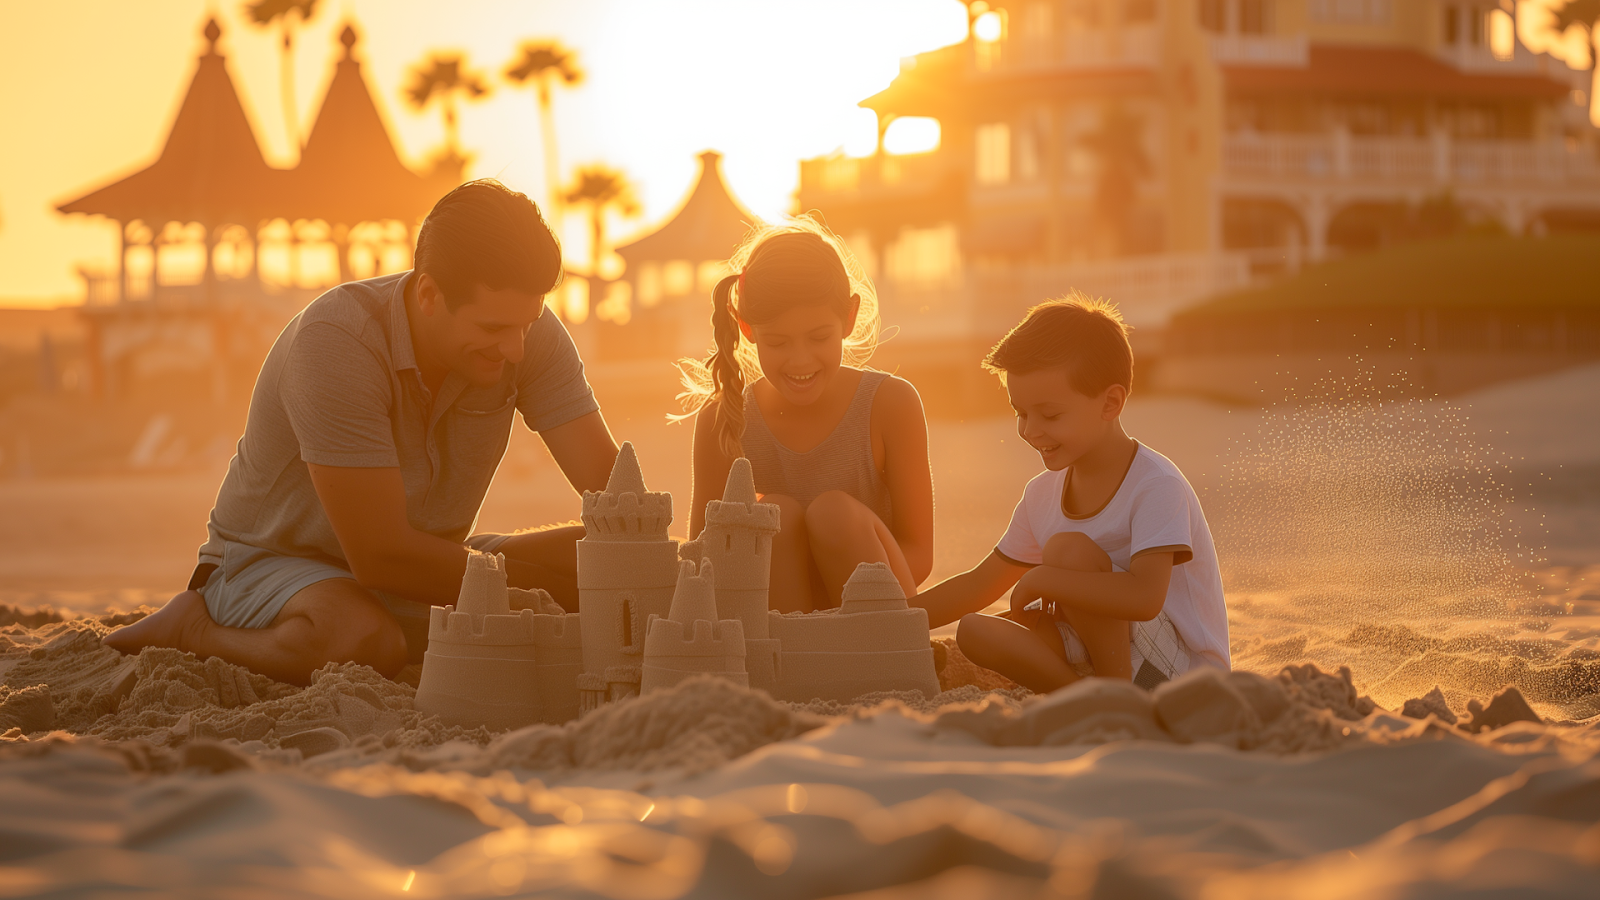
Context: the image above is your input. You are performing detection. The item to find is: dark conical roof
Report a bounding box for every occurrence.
[283,24,458,224]
[56,18,282,226]
[616,151,760,264]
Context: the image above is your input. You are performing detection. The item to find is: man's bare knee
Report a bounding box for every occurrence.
[1042,531,1111,572]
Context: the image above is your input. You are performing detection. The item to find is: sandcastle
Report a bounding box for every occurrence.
[413,550,581,729]
[413,442,941,728]
[640,558,748,693]
[768,562,941,703]
[677,459,782,692]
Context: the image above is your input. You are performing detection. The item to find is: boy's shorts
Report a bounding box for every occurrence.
[195,533,518,665]
[1023,599,1193,691]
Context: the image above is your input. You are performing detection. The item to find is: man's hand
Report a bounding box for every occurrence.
[539,410,618,495]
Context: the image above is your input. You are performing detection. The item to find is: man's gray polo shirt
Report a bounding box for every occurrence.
[198,271,598,593]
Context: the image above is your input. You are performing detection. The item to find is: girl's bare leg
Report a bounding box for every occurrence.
[802,490,916,608]
[1042,532,1133,680]
[762,493,817,613]
[956,610,1080,693]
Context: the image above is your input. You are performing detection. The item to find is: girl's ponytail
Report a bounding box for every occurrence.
[706,274,746,459]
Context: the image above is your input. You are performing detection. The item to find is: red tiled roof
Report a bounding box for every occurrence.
[1224,44,1570,99]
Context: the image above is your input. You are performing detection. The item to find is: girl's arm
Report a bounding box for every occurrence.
[874,376,935,586]
[688,406,735,539]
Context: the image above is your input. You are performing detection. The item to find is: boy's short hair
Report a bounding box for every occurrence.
[983,292,1133,396]
[414,179,562,311]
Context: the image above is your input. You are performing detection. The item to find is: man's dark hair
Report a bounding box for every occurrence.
[983,292,1134,396]
[414,179,562,311]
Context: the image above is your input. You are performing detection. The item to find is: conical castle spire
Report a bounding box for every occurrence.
[722,458,759,507]
[605,442,648,496]
[581,441,672,541]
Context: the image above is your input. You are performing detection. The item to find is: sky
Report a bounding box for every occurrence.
[0,0,969,305]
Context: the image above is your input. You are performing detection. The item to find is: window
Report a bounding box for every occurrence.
[975,122,1012,185]
[1198,0,1225,32]
[883,116,942,154]
[1444,6,1459,44]
[1023,1,1054,38]
[1311,0,1391,23]
[636,261,662,307]
[1239,0,1271,34]
[662,260,694,296]
[1124,0,1157,23]
[883,225,962,288]
[1471,4,1484,46]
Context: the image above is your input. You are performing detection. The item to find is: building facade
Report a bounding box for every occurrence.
[797,0,1600,350]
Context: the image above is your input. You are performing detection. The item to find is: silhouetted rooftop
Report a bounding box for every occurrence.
[616,151,758,264]
[56,19,282,226]
[283,24,457,225]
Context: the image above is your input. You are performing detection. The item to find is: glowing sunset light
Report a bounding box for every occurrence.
[0,0,968,303]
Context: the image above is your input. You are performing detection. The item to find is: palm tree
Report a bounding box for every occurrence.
[403,53,492,154]
[563,164,640,285]
[243,0,318,152]
[504,41,583,219]
[1556,0,1600,123]
[1079,105,1152,256]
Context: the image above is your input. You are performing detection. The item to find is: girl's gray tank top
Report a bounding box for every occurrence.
[741,369,894,525]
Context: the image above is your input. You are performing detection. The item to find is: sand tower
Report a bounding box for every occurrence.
[414,550,582,729]
[678,458,782,692]
[576,442,679,713]
[640,558,748,693]
[768,561,941,703]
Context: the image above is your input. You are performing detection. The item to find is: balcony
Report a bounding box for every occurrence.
[1222,133,1600,186]
[1209,34,1309,67]
[981,25,1161,73]
[798,151,959,206]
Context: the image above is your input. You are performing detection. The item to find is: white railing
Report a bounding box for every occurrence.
[1435,42,1540,73]
[1000,25,1161,71]
[1223,133,1600,185]
[1209,34,1309,67]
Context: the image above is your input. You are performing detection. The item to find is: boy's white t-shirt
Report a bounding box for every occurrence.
[995,443,1230,671]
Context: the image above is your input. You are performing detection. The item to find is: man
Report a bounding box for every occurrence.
[105,180,619,685]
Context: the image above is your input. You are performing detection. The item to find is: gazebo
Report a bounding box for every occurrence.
[604,151,760,360]
[54,17,459,399]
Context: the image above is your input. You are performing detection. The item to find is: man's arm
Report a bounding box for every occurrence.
[307,463,564,608]
[912,551,1030,629]
[538,410,618,495]
[1011,552,1175,623]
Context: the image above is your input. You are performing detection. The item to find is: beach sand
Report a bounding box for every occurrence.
[1,363,1597,896]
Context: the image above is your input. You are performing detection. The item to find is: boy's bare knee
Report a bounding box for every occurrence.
[1042,531,1111,572]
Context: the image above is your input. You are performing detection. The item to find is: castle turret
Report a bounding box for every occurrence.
[576,442,679,712]
[414,551,583,728]
[680,457,782,692]
[641,558,748,694]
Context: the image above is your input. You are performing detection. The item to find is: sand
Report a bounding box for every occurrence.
[2,364,1598,895]
[1,600,1597,897]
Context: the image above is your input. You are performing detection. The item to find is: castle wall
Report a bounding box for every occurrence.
[772,647,941,704]
[768,608,932,653]
[577,536,678,676]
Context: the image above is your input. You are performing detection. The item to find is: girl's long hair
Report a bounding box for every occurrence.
[673,215,880,459]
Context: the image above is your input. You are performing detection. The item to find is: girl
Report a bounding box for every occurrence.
[677,219,934,613]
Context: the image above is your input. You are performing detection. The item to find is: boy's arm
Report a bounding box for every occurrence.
[1011,551,1175,622]
[912,551,1030,629]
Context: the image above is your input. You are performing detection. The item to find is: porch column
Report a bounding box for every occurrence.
[1305,194,1330,262]
[114,220,126,304]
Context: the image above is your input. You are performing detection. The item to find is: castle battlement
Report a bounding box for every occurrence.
[581,442,673,541]
[640,557,749,693]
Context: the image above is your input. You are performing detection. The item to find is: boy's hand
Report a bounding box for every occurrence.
[1009,565,1047,613]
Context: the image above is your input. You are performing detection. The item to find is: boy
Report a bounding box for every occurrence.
[914,295,1228,692]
